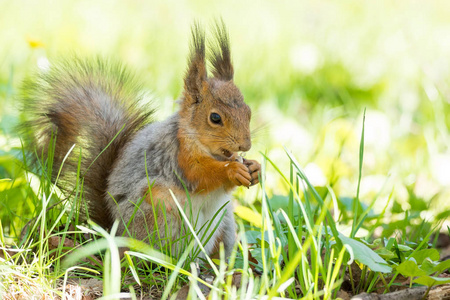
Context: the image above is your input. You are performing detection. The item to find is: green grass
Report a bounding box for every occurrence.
[2,0,450,299]
[1,120,449,299]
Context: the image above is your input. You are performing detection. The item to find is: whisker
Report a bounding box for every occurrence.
[251,123,270,135]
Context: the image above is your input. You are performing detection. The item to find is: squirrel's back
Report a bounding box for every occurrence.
[20,57,154,228]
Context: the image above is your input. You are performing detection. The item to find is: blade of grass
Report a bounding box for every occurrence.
[351,109,366,238]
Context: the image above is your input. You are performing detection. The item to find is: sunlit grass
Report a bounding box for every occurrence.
[1,122,449,298]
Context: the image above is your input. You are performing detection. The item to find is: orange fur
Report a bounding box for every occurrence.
[145,185,186,213]
[177,142,233,193]
[177,132,253,193]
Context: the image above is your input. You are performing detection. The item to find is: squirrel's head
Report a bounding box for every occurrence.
[179,21,251,161]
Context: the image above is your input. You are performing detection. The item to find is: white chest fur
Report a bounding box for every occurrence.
[183,188,234,255]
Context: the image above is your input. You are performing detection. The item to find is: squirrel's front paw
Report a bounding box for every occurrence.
[244,159,261,186]
[225,161,252,187]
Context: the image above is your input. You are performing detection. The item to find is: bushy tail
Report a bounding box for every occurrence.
[20,57,154,228]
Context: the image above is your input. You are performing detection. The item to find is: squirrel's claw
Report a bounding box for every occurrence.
[244,159,260,173]
[243,159,261,186]
[226,161,252,187]
[235,173,252,187]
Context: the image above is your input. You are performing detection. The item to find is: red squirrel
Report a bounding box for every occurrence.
[20,21,261,256]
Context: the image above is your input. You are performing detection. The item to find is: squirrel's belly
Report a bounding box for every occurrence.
[188,189,234,254]
[190,189,232,223]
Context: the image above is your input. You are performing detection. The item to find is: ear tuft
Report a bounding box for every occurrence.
[208,18,234,81]
[184,22,207,103]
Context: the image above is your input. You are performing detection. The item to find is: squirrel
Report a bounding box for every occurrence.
[20,21,261,257]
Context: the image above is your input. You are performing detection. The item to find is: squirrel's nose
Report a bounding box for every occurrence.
[239,139,251,152]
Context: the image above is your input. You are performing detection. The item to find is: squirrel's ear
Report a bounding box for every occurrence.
[184,23,207,104]
[208,19,234,81]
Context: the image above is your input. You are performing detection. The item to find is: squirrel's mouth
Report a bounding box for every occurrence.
[222,149,233,158]
[213,148,234,161]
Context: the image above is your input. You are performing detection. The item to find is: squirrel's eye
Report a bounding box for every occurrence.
[210,113,222,124]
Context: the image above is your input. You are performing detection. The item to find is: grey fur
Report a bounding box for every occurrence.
[108,114,188,203]
[107,114,236,256]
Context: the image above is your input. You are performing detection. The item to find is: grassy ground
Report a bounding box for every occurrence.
[1,0,450,299]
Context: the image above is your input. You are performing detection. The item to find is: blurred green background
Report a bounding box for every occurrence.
[1,0,450,237]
